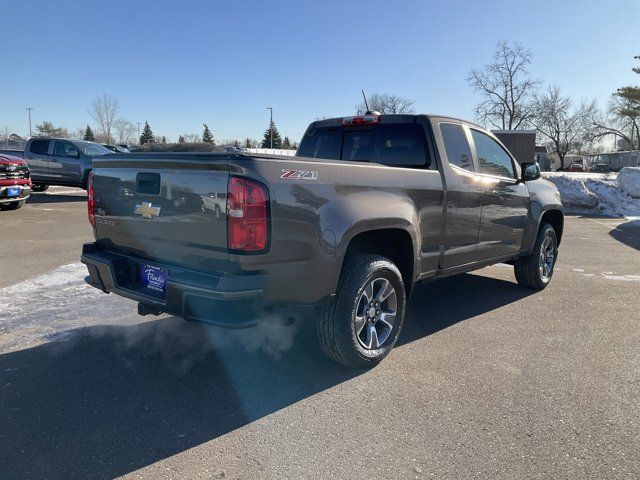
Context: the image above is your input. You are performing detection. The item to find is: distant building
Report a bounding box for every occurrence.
[492,130,536,166]
[584,150,640,171]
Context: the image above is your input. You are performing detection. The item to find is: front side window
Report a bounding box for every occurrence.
[54,141,78,157]
[439,123,474,171]
[29,139,50,155]
[76,141,112,156]
[471,129,515,179]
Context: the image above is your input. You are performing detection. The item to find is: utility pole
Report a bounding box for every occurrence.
[267,107,273,149]
[136,122,142,143]
[26,107,34,137]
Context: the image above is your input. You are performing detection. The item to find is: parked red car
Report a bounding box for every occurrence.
[0,153,31,210]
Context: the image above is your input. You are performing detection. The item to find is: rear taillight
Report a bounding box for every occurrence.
[342,114,380,126]
[87,171,95,226]
[227,177,269,252]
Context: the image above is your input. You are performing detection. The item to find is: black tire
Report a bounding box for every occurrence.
[0,200,26,210]
[31,184,49,192]
[317,254,406,369]
[514,223,558,290]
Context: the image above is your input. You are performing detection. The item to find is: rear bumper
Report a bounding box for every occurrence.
[0,184,30,203]
[81,243,266,327]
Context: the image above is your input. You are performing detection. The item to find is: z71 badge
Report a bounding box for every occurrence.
[280,169,319,181]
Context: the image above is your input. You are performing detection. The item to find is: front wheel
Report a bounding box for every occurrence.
[31,184,49,192]
[0,200,26,210]
[514,223,558,290]
[317,254,406,368]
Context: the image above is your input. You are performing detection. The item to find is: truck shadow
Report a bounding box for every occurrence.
[0,273,532,479]
[28,192,86,204]
[608,219,640,251]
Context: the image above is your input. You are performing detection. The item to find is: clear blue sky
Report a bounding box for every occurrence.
[1,0,638,143]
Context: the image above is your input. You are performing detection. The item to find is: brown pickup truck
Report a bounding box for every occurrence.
[81,113,563,368]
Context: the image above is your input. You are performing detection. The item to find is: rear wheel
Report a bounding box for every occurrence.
[0,200,26,210]
[31,184,49,192]
[514,223,558,290]
[317,254,406,368]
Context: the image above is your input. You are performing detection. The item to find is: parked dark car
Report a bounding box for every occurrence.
[0,153,31,210]
[567,163,584,172]
[23,138,112,191]
[82,113,564,368]
[591,163,612,173]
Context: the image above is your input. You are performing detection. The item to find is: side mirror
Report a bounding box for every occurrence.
[521,162,541,181]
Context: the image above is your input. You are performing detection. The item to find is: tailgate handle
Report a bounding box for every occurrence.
[136,172,161,195]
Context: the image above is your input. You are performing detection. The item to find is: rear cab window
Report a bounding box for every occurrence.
[439,123,474,171]
[29,140,50,155]
[298,122,430,168]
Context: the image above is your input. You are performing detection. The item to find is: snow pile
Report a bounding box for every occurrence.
[545,175,598,208]
[617,167,640,199]
[545,172,640,218]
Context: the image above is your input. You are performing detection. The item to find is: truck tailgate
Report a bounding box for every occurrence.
[91,156,229,273]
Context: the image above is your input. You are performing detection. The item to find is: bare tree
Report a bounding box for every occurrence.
[468,40,538,130]
[355,93,415,114]
[531,85,598,169]
[113,118,137,144]
[590,55,640,150]
[89,94,119,144]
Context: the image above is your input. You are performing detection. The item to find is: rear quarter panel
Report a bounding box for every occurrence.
[228,155,443,305]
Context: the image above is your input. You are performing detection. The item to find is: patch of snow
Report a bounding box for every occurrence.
[544,172,640,219]
[0,263,135,351]
[617,167,640,199]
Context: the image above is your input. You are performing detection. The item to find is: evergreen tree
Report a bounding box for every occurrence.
[261,120,282,148]
[83,125,95,141]
[178,135,185,143]
[282,136,291,149]
[244,138,253,148]
[161,136,167,144]
[139,121,155,144]
[202,124,214,144]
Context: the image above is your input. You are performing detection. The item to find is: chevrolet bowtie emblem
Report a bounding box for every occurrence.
[134,202,161,219]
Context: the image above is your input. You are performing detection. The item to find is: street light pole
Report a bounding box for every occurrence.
[267,107,273,149]
[26,107,34,137]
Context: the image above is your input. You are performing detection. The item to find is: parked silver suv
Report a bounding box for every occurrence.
[23,138,112,191]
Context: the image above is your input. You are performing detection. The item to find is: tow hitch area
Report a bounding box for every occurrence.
[138,303,163,316]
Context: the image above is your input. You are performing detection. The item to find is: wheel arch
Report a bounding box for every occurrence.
[339,228,416,298]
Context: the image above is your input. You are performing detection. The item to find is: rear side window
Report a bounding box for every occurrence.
[471,129,515,179]
[439,123,474,171]
[29,140,50,155]
[297,128,342,160]
[298,123,429,167]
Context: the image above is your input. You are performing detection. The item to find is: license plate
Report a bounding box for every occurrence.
[6,187,20,197]
[140,264,167,298]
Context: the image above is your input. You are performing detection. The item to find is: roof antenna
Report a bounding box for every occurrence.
[361,89,370,114]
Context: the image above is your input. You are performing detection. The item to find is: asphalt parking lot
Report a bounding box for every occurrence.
[1,190,639,479]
